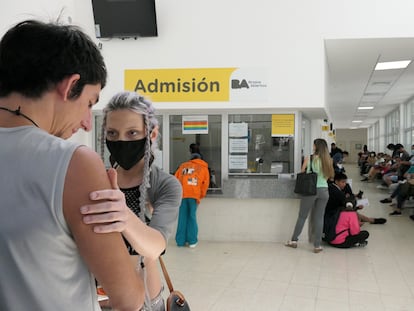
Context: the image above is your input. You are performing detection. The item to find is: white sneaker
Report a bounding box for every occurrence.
[189,243,198,248]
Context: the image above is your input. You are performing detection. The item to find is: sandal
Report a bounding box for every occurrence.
[313,247,323,253]
[285,240,297,248]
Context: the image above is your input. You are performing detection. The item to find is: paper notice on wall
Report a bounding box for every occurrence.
[229,138,248,153]
[229,122,248,137]
[229,155,247,169]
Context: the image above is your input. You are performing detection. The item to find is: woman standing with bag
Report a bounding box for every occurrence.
[285,138,334,253]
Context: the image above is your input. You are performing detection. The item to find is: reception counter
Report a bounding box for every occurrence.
[208,174,298,199]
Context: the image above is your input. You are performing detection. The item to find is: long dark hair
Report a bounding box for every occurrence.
[313,138,334,179]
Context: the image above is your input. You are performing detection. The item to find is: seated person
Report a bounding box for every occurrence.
[333,150,349,173]
[360,151,377,175]
[326,172,386,226]
[380,165,414,216]
[358,145,369,171]
[329,210,369,248]
[379,144,412,189]
[361,153,390,182]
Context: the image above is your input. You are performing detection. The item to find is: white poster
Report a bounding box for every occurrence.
[229,122,248,137]
[229,155,247,169]
[229,138,248,153]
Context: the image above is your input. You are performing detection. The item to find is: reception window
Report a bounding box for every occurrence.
[169,115,222,189]
[228,114,294,175]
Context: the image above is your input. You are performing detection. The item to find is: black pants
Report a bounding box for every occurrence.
[331,230,369,248]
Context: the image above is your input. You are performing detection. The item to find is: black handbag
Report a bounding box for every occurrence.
[159,257,191,311]
[294,155,317,196]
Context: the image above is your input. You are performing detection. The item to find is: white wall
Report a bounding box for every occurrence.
[3,0,414,142]
[3,0,414,112]
[335,128,367,163]
[175,198,303,243]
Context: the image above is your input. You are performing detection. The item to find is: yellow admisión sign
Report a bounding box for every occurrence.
[125,68,237,102]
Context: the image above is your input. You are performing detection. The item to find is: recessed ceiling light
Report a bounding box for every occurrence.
[375,60,411,70]
[371,81,391,85]
[358,106,374,110]
[352,120,363,123]
[363,92,386,96]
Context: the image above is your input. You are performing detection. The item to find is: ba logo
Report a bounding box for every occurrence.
[231,79,249,89]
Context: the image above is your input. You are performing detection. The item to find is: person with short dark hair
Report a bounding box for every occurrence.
[325,173,386,228]
[174,152,210,248]
[189,142,201,156]
[0,20,143,310]
[330,142,343,158]
[324,173,371,248]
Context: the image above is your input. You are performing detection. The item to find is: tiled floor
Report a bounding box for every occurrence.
[162,164,414,311]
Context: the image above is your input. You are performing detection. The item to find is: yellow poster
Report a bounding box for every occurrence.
[125,68,236,102]
[271,114,294,137]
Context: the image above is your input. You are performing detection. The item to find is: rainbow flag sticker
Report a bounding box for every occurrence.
[182,115,208,134]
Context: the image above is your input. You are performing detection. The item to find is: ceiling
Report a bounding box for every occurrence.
[324,38,414,129]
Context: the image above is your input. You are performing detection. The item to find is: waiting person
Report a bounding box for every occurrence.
[285,138,334,253]
[189,142,203,158]
[174,152,210,248]
[361,153,389,182]
[329,209,369,248]
[330,142,343,159]
[380,165,414,216]
[358,144,370,171]
[325,173,386,229]
[81,91,182,310]
[360,151,377,175]
[0,20,144,310]
[332,150,349,173]
[377,144,411,190]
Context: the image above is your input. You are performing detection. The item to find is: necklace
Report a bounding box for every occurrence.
[0,106,39,128]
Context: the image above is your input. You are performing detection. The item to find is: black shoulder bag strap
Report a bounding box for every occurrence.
[309,154,314,173]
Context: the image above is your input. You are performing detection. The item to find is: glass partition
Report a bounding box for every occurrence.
[228,114,294,174]
[169,115,222,189]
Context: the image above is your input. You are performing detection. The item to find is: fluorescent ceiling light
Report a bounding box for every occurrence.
[352,120,363,123]
[375,60,411,70]
[358,106,374,110]
[350,127,358,129]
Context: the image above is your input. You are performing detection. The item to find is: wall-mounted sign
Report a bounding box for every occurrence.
[271,114,294,137]
[125,68,267,102]
[182,115,208,134]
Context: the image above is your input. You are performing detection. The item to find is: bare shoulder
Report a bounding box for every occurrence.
[63,146,143,309]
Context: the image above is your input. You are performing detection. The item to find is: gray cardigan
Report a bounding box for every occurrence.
[147,165,182,242]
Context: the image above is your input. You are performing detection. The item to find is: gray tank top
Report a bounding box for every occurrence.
[0,126,101,310]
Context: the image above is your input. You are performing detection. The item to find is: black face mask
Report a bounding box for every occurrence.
[106,138,147,170]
